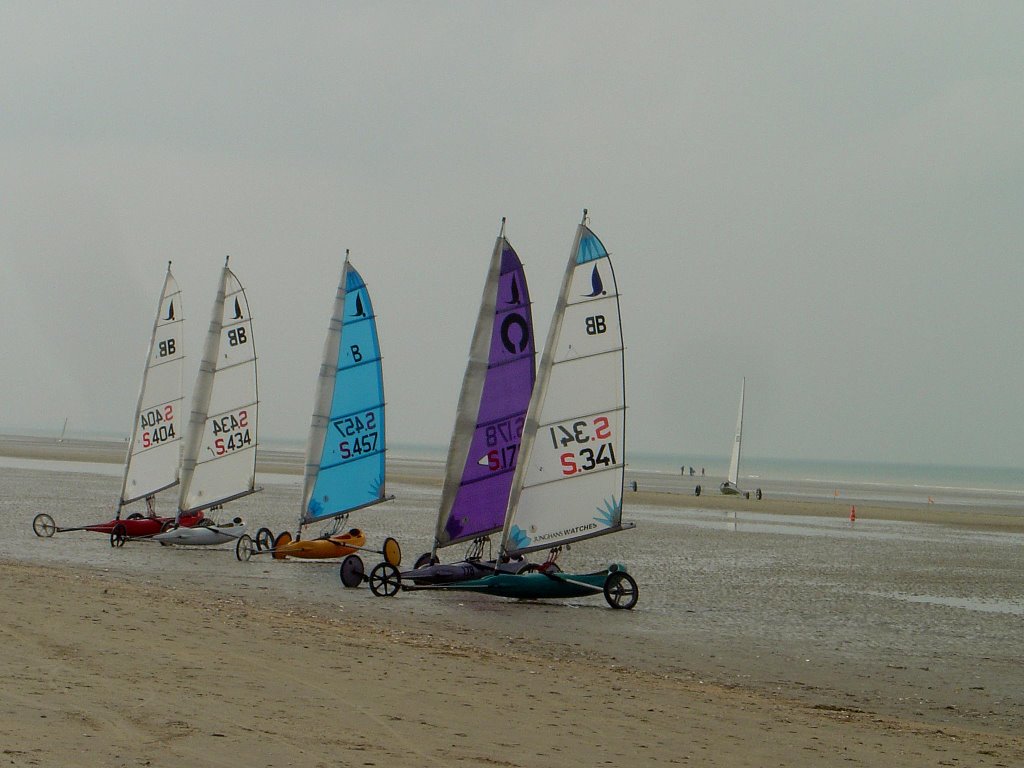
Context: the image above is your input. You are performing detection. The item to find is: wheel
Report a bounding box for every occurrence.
[110,524,128,548]
[255,527,275,552]
[755,488,762,500]
[603,571,639,610]
[382,537,402,567]
[32,513,57,537]
[126,512,144,520]
[413,551,439,569]
[236,534,256,562]
[272,531,292,560]
[161,520,175,532]
[369,563,401,597]
[339,554,365,588]
[694,485,701,497]
[744,491,751,500]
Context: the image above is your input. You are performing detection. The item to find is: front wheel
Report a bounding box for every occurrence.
[755,488,763,500]
[382,537,402,567]
[110,524,128,548]
[255,527,275,552]
[32,513,57,537]
[369,563,401,597]
[339,554,365,588]
[694,485,701,497]
[603,571,639,610]
[236,534,256,562]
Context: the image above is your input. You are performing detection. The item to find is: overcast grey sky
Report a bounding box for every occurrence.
[2,1,1022,468]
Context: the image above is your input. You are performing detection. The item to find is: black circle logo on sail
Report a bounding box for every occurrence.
[500,313,529,354]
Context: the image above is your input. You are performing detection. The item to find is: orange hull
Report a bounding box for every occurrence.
[272,528,366,560]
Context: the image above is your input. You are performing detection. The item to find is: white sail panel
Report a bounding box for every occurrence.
[121,265,185,506]
[501,222,627,556]
[178,263,258,515]
[726,378,744,486]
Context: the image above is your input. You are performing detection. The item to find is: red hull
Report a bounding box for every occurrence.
[84,511,205,537]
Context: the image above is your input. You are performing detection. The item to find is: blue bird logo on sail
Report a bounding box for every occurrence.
[353,293,366,317]
[233,298,243,319]
[584,265,605,297]
[165,301,175,321]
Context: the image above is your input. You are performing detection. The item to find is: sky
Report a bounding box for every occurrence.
[2,1,1022,469]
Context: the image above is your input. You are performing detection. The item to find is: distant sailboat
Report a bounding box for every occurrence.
[32,263,201,541]
[718,378,761,500]
[151,257,260,547]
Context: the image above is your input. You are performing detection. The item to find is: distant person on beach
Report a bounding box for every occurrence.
[701,467,705,476]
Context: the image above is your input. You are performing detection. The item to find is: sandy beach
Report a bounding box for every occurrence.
[1,437,1022,767]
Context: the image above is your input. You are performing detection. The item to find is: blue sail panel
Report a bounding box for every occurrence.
[306,266,387,522]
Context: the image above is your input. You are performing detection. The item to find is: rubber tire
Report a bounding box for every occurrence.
[755,488,763,500]
[161,520,175,532]
[368,562,401,597]
[32,513,57,537]
[694,485,701,497]
[110,523,128,548]
[126,512,145,520]
[255,527,275,552]
[235,534,256,562]
[382,537,402,567]
[603,571,639,610]
[339,554,365,588]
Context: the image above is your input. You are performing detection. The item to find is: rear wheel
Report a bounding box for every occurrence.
[235,534,256,562]
[32,513,57,537]
[755,488,763,500]
[694,485,701,497]
[126,512,144,520]
[369,563,401,597]
[255,527,275,552]
[339,554,365,588]
[603,571,638,610]
[110,524,128,548]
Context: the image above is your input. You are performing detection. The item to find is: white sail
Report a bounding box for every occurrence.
[119,264,185,509]
[177,259,258,516]
[726,378,745,487]
[500,217,629,557]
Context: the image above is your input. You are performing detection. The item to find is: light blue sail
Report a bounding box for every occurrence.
[302,262,387,524]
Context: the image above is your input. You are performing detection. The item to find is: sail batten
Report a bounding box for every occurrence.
[434,229,536,549]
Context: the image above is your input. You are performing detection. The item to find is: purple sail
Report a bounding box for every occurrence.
[435,233,536,548]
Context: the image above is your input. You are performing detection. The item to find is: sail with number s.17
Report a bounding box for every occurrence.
[150,257,259,548]
[31,262,199,542]
[376,219,536,591]
[239,255,397,584]
[370,212,638,609]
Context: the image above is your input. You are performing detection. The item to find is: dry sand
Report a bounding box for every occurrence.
[2,561,1021,768]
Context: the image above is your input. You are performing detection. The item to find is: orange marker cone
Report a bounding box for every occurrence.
[849,505,856,522]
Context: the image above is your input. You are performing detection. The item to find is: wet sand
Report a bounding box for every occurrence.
[1,435,1023,766]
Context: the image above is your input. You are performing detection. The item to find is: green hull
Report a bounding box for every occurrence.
[430,565,621,600]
